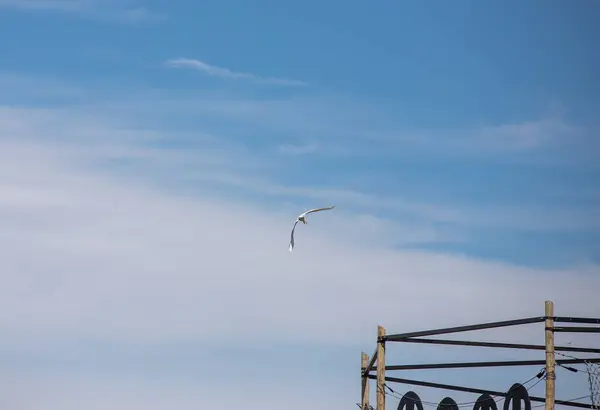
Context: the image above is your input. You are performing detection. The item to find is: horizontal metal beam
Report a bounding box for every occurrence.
[371,358,600,371]
[368,375,592,409]
[553,326,600,333]
[397,337,600,354]
[554,317,600,324]
[385,317,545,341]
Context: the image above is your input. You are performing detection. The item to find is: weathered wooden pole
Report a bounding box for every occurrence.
[361,352,370,410]
[377,325,386,410]
[545,300,556,410]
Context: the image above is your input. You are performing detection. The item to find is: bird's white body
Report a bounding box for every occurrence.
[288,206,335,251]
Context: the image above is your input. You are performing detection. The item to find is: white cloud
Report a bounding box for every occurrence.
[1,109,599,347]
[0,134,599,410]
[165,58,308,87]
[0,96,599,410]
[0,372,346,410]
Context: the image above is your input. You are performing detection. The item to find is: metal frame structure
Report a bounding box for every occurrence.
[361,301,600,410]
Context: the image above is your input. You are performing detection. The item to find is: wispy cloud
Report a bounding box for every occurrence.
[0,105,461,248]
[0,0,162,23]
[0,0,83,11]
[278,142,319,156]
[1,72,598,263]
[0,72,83,101]
[109,6,161,23]
[391,117,582,155]
[1,98,597,261]
[165,58,308,87]
[105,91,591,163]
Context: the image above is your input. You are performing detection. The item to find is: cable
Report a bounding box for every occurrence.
[382,367,546,408]
[384,369,545,408]
[375,350,600,409]
[556,351,599,376]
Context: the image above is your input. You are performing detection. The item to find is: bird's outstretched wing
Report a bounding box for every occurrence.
[289,220,299,252]
[299,205,335,218]
[289,206,335,252]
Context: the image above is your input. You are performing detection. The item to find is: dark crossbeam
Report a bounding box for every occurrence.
[553,317,600,324]
[552,326,600,333]
[396,338,600,354]
[371,358,600,371]
[385,317,545,341]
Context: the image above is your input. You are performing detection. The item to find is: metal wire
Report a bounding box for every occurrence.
[555,351,600,409]
[383,368,545,409]
[585,361,600,410]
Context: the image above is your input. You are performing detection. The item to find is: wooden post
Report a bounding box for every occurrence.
[362,352,370,410]
[545,301,556,410]
[377,325,386,410]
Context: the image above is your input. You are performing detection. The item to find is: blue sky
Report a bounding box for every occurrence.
[0,1,599,410]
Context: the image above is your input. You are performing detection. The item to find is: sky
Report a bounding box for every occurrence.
[0,1,599,409]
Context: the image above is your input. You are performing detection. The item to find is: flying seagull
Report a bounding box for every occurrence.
[288,206,335,252]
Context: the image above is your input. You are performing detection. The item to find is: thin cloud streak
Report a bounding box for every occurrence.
[278,142,319,156]
[100,92,591,162]
[0,0,84,11]
[381,117,583,155]
[0,0,162,23]
[165,58,308,87]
